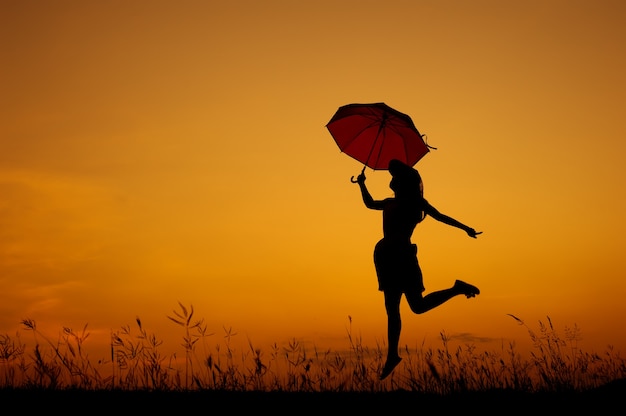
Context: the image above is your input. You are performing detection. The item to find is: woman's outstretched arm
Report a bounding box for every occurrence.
[356,172,385,210]
[424,202,482,238]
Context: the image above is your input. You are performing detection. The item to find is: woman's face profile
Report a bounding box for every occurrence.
[389,177,398,193]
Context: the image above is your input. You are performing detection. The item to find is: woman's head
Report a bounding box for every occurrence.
[388,159,423,198]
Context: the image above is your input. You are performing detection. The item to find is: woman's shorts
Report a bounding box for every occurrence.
[373,239,425,293]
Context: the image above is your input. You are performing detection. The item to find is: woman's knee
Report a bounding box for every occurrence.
[405,292,426,313]
[408,303,427,314]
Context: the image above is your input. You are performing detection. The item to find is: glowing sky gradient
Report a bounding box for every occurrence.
[2,0,625,361]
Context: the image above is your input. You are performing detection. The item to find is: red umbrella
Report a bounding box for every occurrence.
[326,103,434,179]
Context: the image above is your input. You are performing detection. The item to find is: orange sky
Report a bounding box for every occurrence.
[2,0,626,363]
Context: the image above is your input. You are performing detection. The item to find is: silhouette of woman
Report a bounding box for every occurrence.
[355,159,481,380]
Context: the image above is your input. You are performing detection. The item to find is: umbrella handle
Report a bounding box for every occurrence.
[350,166,366,183]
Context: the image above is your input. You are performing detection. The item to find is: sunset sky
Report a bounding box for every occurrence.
[2,0,625,363]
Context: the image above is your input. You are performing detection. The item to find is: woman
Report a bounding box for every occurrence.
[355,159,481,380]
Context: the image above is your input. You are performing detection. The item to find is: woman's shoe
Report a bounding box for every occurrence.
[454,280,480,298]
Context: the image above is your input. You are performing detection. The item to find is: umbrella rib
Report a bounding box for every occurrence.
[338,117,383,154]
[369,125,385,169]
[388,121,411,162]
[368,111,396,168]
[365,110,393,169]
[386,117,421,164]
[361,112,393,169]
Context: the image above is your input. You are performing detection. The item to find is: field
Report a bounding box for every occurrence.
[1,384,625,413]
[1,304,624,412]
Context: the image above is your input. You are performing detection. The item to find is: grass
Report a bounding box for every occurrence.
[1,303,625,410]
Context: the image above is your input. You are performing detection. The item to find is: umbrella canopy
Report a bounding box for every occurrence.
[326,102,433,171]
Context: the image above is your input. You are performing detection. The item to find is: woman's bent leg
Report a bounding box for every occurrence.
[405,281,480,314]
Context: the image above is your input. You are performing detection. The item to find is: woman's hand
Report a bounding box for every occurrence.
[351,172,367,184]
[466,228,482,238]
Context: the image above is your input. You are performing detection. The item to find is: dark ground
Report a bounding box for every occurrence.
[2,379,624,413]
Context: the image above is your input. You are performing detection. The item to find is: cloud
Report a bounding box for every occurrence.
[447,332,495,344]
